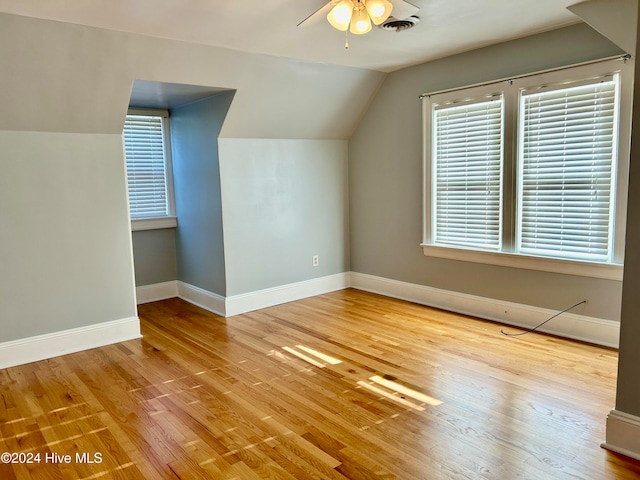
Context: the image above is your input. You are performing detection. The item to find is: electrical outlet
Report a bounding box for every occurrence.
[312,255,319,267]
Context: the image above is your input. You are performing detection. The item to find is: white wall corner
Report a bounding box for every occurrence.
[0,317,141,369]
[602,409,640,461]
[136,281,179,304]
[225,273,350,317]
[177,281,226,317]
[349,272,620,348]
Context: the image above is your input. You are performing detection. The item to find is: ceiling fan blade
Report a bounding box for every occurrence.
[297,1,337,27]
[389,0,420,20]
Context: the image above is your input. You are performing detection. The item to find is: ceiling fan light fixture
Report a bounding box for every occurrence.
[327,0,354,31]
[365,0,393,25]
[350,6,372,34]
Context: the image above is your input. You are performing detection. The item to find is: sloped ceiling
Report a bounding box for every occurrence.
[0,12,384,138]
[568,0,637,55]
[129,81,230,110]
[0,0,582,72]
[1,1,634,137]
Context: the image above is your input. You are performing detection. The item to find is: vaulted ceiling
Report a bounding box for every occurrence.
[0,0,581,72]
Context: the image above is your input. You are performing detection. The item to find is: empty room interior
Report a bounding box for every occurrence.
[3,0,640,478]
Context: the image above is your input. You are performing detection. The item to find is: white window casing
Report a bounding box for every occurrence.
[421,57,632,280]
[432,95,504,251]
[517,77,618,263]
[123,109,176,231]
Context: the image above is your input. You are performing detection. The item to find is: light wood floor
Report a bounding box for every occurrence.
[1,289,640,479]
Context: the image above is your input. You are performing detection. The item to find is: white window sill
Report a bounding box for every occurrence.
[420,244,623,281]
[131,216,177,231]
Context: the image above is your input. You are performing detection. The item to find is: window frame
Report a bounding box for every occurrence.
[124,108,177,231]
[431,94,505,251]
[421,57,632,281]
[516,77,619,263]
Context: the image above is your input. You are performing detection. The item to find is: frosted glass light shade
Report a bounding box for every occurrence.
[365,0,393,25]
[327,0,354,31]
[350,7,372,34]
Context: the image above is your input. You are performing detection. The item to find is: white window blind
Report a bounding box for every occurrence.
[124,114,169,219]
[518,78,618,261]
[433,97,503,249]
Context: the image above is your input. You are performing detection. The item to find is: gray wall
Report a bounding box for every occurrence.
[349,23,625,320]
[172,93,234,296]
[616,6,640,417]
[131,229,177,286]
[219,139,350,296]
[0,132,136,341]
[133,114,351,297]
[0,11,383,342]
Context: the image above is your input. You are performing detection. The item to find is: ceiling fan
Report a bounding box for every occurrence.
[298,0,420,35]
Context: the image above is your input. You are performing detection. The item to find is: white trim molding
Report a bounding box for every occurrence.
[136,281,179,304]
[602,409,640,461]
[421,244,624,281]
[350,272,620,348]
[131,216,177,231]
[135,272,618,347]
[225,273,350,317]
[137,274,351,318]
[177,281,227,317]
[0,317,141,369]
[5,272,618,370]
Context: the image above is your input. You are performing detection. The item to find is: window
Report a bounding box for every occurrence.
[432,95,504,250]
[422,58,631,280]
[123,109,176,230]
[518,80,617,262]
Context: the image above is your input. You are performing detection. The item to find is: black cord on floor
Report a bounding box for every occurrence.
[500,300,587,337]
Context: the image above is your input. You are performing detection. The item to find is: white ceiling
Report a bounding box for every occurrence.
[0,0,582,72]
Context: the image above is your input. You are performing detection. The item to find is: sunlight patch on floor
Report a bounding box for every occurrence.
[369,375,442,406]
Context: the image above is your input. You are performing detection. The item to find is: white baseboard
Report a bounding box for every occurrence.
[602,409,640,461]
[177,281,226,317]
[225,273,350,317]
[349,272,620,348]
[3,272,617,370]
[137,274,349,318]
[135,272,618,347]
[177,273,349,317]
[0,316,141,369]
[136,281,178,304]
